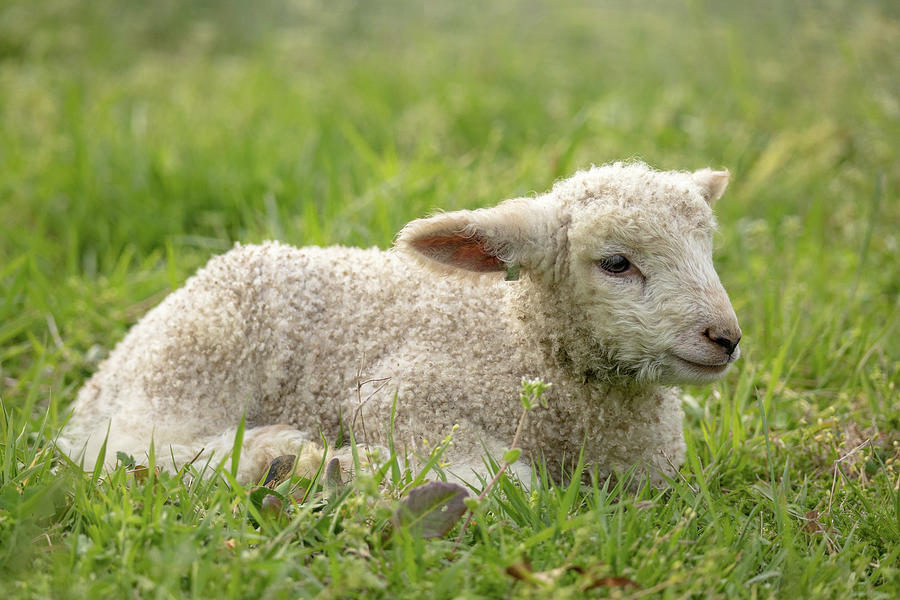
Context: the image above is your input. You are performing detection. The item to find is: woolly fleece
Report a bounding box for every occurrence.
[59,162,742,486]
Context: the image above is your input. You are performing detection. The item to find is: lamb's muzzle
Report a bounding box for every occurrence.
[703,326,741,357]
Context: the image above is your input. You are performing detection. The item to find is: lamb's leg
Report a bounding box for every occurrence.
[162,424,325,485]
[63,417,372,486]
[167,425,377,486]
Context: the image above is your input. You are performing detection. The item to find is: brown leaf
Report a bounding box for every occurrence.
[260,493,283,515]
[583,575,640,590]
[506,559,639,590]
[131,465,150,482]
[393,481,469,539]
[803,509,824,534]
[505,559,538,584]
[506,559,570,586]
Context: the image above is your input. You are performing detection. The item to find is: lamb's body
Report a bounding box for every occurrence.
[61,162,740,485]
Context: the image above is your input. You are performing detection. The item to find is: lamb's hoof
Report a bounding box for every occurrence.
[262,454,296,488]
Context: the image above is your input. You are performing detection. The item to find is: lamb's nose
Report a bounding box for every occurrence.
[704,327,741,355]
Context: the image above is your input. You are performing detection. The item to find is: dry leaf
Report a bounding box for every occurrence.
[131,465,150,482]
[803,509,825,534]
[506,559,539,584]
[583,575,640,590]
[393,481,469,539]
[506,558,639,590]
[260,493,283,515]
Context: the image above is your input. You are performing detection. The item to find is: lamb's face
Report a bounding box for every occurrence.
[562,170,741,385]
[396,161,741,386]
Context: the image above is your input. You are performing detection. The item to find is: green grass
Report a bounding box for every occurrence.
[1,0,898,597]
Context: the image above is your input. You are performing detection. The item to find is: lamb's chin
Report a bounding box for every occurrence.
[660,354,733,385]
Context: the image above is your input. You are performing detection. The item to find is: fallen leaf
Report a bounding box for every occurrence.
[583,575,640,590]
[506,559,639,590]
[803,509,824,534]
[506,559,539,585]
[249,486,290,526]
[393,481,469,539]
[131,465,149,482]
[261,493,283,515]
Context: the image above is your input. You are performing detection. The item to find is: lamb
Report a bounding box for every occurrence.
[58,161,742,487]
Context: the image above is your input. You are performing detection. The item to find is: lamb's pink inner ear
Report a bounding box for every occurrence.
[411,233,504,272]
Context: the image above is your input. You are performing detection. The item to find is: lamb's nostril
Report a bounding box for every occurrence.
[703,328,741,355]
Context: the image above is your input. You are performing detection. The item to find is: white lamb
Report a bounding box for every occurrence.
[59,161,741,487]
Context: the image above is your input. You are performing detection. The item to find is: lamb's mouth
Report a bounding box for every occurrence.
[670,354,731,375]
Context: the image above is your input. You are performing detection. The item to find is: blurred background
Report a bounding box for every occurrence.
[0,0,897,424]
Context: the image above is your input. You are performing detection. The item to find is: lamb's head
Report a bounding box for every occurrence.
[396,162,741,385]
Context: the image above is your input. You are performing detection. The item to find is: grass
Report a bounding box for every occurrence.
[1,0,898,597]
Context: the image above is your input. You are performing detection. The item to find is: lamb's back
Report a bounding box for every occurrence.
[221,242,516,432]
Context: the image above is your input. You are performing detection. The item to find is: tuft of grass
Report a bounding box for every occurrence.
[1,0,898,597]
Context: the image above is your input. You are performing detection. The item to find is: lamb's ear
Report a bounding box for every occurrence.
[692,168,730,205]
[395,197,556,274]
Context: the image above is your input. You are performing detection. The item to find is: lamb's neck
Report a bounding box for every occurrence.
[507,276,652,393]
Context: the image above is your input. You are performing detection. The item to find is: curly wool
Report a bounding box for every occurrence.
[59,161,741,486]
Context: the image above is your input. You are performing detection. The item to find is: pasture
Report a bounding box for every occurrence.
[1,0,898,597]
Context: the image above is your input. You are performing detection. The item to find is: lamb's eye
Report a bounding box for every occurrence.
[598,254,632,275]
